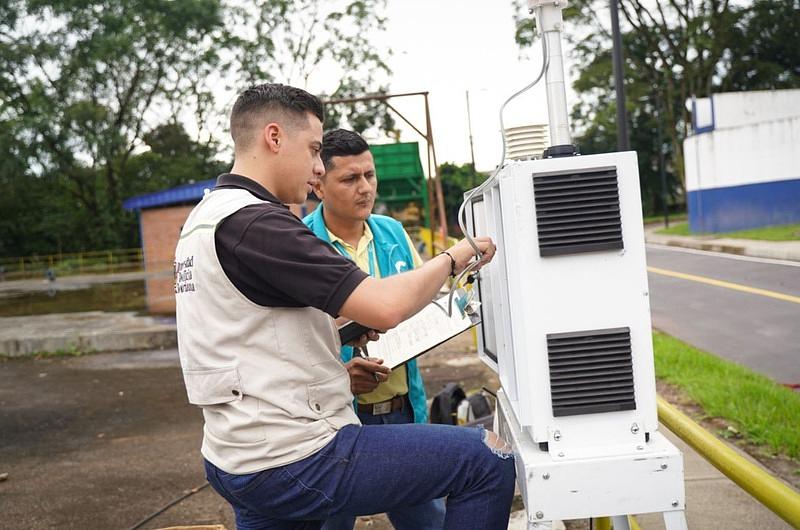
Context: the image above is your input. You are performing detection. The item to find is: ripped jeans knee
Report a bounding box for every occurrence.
[479,426,514,459]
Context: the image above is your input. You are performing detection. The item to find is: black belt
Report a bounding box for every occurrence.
[356,395,407,415]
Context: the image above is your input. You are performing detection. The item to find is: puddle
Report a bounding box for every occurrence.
[0,280,146,317]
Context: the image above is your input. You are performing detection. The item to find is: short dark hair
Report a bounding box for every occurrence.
[321,129,370,171]
[230,83,324,151]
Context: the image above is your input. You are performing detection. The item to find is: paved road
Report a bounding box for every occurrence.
[646,245,800,384]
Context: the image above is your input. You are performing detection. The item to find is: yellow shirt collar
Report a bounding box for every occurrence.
[326,222,373,255]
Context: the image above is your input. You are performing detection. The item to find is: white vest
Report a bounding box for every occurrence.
[174,188,358,474]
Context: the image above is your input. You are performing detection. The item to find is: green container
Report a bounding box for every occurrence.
[370,142,429,229]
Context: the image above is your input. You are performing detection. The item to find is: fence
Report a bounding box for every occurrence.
[0,248,144,281]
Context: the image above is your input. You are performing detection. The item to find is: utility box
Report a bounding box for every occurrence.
[467,152,686,527]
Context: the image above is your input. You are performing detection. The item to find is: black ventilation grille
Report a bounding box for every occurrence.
[547,327,636,417]
[533,168,623,256]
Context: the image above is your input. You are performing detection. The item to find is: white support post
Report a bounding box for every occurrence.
[528,0,572,147]
[610,515,632,530]
[663,509,689,530]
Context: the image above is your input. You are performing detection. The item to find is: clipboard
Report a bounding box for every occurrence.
[337,320,374,346]
[363,293,480,369]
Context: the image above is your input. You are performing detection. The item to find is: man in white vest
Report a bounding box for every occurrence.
[174,82,515,530]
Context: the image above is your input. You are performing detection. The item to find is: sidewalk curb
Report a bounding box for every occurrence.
[644,228,800,263]
[0,311,177,357]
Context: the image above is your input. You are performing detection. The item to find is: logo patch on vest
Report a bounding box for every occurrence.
[174,255,196,293]
[394,260,408,273]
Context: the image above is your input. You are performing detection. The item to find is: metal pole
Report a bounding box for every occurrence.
[656,99,669,227]
[658,397,800,528]
[323,90,430,105]
[534,1,572,147]
[466,90,476,169]
[610,0,630,151]
[594,517,612,530]
[424,93,449,242]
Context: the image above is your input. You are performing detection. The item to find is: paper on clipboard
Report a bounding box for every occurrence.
[367,293,480,369]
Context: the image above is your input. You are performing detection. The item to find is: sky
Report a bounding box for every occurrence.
[199,1,580,175]
[368,0,576,173]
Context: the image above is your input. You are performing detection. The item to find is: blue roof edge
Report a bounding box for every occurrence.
[122,178,216,211]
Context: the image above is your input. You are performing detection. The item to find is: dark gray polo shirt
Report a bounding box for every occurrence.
[213,173,368,316]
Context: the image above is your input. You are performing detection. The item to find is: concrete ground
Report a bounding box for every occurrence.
[2,338,796,530]
[634,427,791,529]
[644,224,800,262]
[1,230,798,529]
[0,334,502,530]
[0,311,176,357]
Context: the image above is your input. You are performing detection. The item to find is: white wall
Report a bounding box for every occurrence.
[685,114,800,192]
[712,89,800,130]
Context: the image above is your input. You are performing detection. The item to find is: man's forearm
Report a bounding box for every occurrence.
[339,236,495,331]
[377,253,452,321]
[339,253,451,330]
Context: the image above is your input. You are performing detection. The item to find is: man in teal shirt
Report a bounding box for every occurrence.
[303,129,445,530]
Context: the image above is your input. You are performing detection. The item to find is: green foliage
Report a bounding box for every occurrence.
[0,0,393,256]
[512,0,800,216]
[654,332,800,459]
[32,345,94,359]
[720,1,800,91]
[226,0,395,137]
[724,224,800,241]
[0,0,226,254]
[656,222,692,237]
[658,222,800,241]
[643,212,686,225]
[122,123,229,199]
[438,163,486,236]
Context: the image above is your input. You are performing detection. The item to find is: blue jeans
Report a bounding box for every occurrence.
[321,401,446,530]
[204,422,515,530]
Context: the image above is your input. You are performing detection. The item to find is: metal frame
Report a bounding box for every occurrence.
[495,389,688,530]
[324,91,449,241]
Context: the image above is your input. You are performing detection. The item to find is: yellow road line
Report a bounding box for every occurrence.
[648,266,800,305]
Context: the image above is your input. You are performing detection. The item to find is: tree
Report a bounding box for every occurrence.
[512,0,800,215]
[720,0,800,91]
[438,163,485,236]
[121,122,229,200]
[227,0,396,136]
[0,0,394,256]
[0,0,225,251]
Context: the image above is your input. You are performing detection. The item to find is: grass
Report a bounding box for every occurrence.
[643,213,687,225]
[657,222,692,236]
[653,331,800,459]
[724,224,800,241]
[0,344,94,360]
[656,222,800,241]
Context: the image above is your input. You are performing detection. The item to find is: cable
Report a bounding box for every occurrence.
[126,481,211,530]
[458,26,551,250]
[444,27,551,316]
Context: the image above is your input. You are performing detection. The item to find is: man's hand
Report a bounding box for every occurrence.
[446,236,496,276]
[349,329,381,348]
[346,356,391,395]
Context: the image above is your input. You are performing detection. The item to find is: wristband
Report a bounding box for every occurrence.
[440,250,456,277]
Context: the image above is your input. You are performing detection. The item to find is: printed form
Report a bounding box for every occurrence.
[368,294,480,369]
